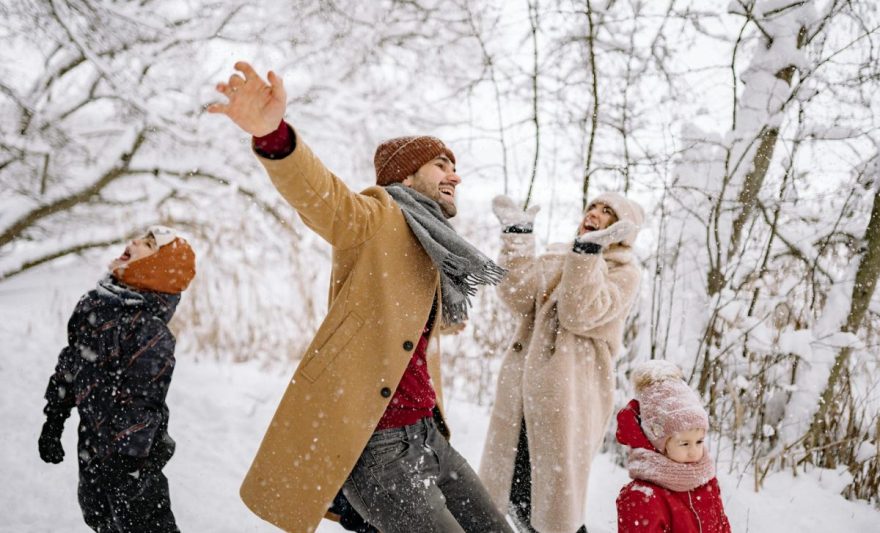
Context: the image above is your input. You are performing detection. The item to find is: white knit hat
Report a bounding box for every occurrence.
[587,192,645,247]
[632,360,709,452]
[146,225,179,247]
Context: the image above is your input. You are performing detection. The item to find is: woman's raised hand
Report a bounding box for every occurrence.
[492,195,540,228]
[575,220,637,247]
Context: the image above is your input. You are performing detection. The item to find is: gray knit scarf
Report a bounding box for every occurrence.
[385,183,506,326]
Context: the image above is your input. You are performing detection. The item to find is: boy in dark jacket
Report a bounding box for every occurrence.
[38,226,196,533]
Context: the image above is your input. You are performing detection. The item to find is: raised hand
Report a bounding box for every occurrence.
[492,195,540,228]
[575,220,637,247]
[207,61,287,137]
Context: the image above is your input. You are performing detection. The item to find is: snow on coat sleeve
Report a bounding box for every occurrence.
[496,232,538,315]
[255,129,388,250]
[43,345,78,422]
[707,478,734,532]
[44,305,88,422]
[556,250,639,337]
[111,317,175,458]
[617,482,670,533]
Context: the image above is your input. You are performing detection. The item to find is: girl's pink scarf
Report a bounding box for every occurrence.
[627,447,715,492]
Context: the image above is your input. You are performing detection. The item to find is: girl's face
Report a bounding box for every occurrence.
[578,202,618,236]
[664,428,706,463]
[108,232,159,272]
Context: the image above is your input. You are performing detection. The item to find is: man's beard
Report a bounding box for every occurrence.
[411,182,457,218]
[437,197,457,218]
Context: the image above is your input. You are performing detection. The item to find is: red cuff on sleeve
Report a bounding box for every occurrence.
[253,120,294,159]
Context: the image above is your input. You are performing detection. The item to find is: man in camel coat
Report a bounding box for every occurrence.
[208,62,512,533]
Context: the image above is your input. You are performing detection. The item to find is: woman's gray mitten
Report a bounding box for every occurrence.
[575,220,637,247]
[492,195,540,232]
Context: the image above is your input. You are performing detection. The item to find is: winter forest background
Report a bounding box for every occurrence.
[2,0,880,531]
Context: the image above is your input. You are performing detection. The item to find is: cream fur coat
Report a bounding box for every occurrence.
[479,233,640,533]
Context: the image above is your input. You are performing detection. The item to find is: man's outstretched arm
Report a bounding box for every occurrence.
[208,62,387,248]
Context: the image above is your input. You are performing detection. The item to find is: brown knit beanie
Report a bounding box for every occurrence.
[114,228,196,294]
[374,136,456,186]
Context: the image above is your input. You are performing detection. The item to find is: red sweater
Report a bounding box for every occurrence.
[616,400,732,533]
[375,325,436,429]
[255,122,437,430]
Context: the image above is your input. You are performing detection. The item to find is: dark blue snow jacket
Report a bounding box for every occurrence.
[43,276,180,470]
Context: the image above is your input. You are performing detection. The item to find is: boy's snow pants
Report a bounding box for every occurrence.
[78,449,179,533]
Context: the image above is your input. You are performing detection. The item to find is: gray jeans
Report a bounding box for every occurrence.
[342,417,512,533]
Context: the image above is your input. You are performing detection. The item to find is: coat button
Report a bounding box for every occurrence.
[403,340,414,351]
[512,342,523,352]
[380,387,392,398]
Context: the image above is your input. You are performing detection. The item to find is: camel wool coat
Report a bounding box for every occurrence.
[479,233,640,533]
[239,132,448,532]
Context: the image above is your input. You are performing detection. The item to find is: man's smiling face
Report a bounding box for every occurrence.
[402,155,461,218]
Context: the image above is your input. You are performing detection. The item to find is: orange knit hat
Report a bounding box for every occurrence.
[114,228,196,294]
[374,136,456,186]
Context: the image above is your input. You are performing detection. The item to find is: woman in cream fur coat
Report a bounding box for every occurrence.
[479,192,644,533]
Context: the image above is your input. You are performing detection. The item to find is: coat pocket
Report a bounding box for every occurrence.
[301,311,365,383]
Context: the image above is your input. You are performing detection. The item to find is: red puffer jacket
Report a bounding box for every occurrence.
[615,400,732,533]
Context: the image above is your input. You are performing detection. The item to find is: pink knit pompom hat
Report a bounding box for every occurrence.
[632,360,709,452]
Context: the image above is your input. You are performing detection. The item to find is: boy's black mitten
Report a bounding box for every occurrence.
[38,418,65,464]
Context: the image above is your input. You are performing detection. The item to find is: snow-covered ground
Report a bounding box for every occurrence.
[3,262,878,532]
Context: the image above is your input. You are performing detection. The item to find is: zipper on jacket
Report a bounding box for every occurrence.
[687,491,703,533]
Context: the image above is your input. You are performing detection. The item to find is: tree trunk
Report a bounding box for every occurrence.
[808,185,880,460]
[710,27,807,296]
[581,0,600,210]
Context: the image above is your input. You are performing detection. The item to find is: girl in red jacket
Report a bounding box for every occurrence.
[615,361,732,533]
